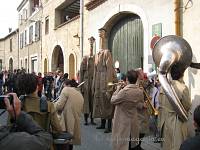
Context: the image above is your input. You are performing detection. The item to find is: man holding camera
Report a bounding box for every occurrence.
[0,93,52,150]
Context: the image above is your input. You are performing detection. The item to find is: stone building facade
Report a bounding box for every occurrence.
[84,0,175,73]
[41,0,81,78]
[14,0,87,79]
[0,29,19,71]
[17,0,43,74]
[182,0,200,135]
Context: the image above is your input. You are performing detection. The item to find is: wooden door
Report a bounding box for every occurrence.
[108,14,143,74]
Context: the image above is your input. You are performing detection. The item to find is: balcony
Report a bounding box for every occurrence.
[55,0,80,28]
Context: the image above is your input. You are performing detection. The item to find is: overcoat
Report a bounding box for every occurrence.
[158,79,191,150]
[92,49,117,119]
[55,87,84,145]
[80,56,94,114]
[111,84,144,150]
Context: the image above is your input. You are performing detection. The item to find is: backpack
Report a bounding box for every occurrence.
[19,95,48,112]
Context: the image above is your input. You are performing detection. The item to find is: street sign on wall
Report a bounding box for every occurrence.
[152,23,162,37]
[151,23,162,72]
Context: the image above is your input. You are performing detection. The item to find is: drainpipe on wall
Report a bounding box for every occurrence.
[174,0,182,36]
[80,0,84,58]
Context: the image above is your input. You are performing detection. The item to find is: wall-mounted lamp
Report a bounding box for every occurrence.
[73,34,80,46]
[73,33,80,38]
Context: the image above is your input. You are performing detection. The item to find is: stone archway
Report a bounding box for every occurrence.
[69,53,75,79]
[9,58,13,71]
[44,58,48,73]
[51,45,64,72]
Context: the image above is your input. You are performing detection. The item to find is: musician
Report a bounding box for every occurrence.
[111,70,145,150]
[158,65,191,150]
[135,68,150,150]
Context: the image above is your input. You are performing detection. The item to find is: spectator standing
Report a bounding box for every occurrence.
[0,93,52,150]
[180,105,200,150]
[0,73,3,95]
[37,72,43,97]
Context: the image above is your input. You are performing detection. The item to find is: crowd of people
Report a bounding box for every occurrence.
[0,58,200,150]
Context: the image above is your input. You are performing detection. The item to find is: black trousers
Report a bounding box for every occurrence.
[129,133,145,150]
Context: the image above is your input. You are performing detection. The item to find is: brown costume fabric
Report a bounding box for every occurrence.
[80,56,94,114]
[158,79,191,150]
[92,49,117,119]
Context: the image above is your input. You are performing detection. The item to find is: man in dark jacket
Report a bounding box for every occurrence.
[0,93,52,150]
[180,105,200,150]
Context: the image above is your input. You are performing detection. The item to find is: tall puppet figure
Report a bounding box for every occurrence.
[92,28,117,133]
[80,37,96,125]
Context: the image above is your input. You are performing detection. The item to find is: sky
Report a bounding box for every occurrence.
[0,0,22,38]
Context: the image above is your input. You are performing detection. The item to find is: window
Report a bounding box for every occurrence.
[24,30,27,46]
[21,60,23,69]
[29,25,33,43]
[20,33,24,49]
[25,58,28,72]
[31,56,38,73]
[45,17,49,34]
[23,9,27,20]
[19,14,23,24]
[10,39,12,52]
[55,1,80,27]
[33,0,39,8]
[35,21,40,41]
[9,58,13,71]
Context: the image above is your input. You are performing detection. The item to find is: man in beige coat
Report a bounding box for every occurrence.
[54,79,84,150]
[158,66,191,150]
[111,70,145,150]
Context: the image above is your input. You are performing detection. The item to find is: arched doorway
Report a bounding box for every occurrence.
[44,58,48,73]
[69,54,75,79]
[108,13,143,74]
[9,58,13,71]
[51,45,64,72]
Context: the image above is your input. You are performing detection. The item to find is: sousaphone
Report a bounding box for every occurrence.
[152,35,192,121]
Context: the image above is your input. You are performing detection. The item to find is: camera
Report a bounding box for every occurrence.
[0,95,14,109]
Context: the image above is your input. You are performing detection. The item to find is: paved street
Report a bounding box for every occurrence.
[0,111,161,150]
[74,118,162,150]
[0,109,8,126]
